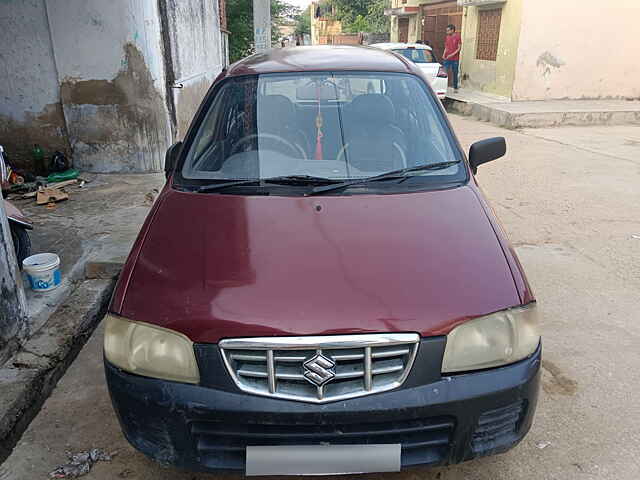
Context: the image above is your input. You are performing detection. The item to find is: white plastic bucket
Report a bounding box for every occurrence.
[23,253,61,292]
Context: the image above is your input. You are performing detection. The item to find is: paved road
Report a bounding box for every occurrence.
[2,116,640,480]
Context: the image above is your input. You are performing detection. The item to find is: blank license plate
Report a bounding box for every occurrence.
[246,444,401,476]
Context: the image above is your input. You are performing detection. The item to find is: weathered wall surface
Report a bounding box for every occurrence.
[163,0,224,139]
[0,203,27,365]
[46,0,172,172]
[0,0,70,168]
[460,0,523,98]
[512,0,640,100]
[0,1,223,173]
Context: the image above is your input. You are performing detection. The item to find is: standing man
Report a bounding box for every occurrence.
[443,24,462,92]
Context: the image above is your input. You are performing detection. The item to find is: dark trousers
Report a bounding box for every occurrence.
[443,60,459,89]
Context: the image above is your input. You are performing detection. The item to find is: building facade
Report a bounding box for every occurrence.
[459,0,640,100]
[309,2,362,46]
[387,0,639,101]
[386,0,462,60]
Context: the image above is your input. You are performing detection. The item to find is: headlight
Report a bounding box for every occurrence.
[441,304,540,373]
[104,314,200,384]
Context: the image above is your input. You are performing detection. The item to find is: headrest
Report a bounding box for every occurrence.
[350,94,395,123]
[258,95,295,123]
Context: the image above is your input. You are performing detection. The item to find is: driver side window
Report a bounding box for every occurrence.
[186,78,258,174]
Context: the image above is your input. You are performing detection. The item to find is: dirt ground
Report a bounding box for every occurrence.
[1,116,640,480]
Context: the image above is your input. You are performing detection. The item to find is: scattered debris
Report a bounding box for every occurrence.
[49,151,70,175]
[48,168,79,184]
[144,188,160,206]
[49,449,115,479]
[535,441,552,450]
[23,179,78,199]
[36,188,69,206]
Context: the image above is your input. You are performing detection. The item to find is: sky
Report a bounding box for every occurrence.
[289,0,311,10]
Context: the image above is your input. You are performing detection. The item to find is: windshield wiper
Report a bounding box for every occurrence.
[307,161,461,196]
[198,175,338,192]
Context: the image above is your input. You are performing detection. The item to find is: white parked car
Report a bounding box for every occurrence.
[371,43,448,100]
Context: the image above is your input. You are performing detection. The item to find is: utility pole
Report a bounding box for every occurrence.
[253,0,271,52]
[0,199,27,360]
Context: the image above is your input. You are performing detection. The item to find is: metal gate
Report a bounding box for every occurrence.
[421,1,462,61]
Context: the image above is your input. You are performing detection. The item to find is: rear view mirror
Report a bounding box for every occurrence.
[165,141,183,179]
[469,137,506,174]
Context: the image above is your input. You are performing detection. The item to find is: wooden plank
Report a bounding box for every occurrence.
[36,188,69,205]
[22,179,77,199]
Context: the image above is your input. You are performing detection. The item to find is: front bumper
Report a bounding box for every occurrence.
[105,342,541,473]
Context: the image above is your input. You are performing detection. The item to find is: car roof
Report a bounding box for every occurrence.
[371,42,434,51]
[226,45,420,77]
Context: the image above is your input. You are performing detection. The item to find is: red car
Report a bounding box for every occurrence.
[104,46,540,476]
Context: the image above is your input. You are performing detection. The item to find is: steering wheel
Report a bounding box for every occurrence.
[337,141,408,169]
[230,133,307,159]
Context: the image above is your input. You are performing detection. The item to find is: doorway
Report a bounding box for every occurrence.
[421,1,462,60]
[398,18,409,43]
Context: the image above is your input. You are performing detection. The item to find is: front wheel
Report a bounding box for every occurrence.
[10,224,31,269]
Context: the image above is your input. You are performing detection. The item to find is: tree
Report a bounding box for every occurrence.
[227,0,254,62]
[328,0,389,33]
[365,0,389,34]
[294,8,311,37]
[227,0,300,63]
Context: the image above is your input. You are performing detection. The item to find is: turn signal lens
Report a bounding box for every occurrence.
[437,66,448,78]
[104,314,200,384]
[441,304,540,373]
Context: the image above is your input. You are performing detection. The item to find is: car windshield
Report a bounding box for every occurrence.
[392,48,435,64]
[179,72,463,192]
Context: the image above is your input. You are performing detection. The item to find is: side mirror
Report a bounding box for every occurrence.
[469,137,506,174]
[165,141,183,179]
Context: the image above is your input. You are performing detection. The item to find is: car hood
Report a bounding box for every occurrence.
[119,186,519,343]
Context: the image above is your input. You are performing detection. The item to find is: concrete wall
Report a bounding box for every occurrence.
[459,0,523,98]
[47,0,172,172]
[512,0,640,100]
[0,0,70,168]
[0,203,27,365]
[388,0,422,42]
[389,15,398,42]
[163,0,224,139]
[0,0,224,172]
[389,15,420,43]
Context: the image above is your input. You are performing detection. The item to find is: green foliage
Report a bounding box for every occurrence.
[294,8,311,36]
[227,0,300,63]
[227,0,253,63]
[344,15,369,34]
[328,0,389,33]
[365,0,389,33]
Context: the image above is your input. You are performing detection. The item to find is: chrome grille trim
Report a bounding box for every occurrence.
[219,333,420,404]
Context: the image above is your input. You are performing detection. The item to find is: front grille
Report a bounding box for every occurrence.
[472,400,526,454]
[191,416,454,470]
[219,333,420,403]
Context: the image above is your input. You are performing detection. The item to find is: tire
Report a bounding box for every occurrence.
[10,224,31,269]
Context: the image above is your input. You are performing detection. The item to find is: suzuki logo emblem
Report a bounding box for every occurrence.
[303,354,336,387]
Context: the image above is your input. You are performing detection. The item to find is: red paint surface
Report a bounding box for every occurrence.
[115,186,523,344]
[225,46,419,77]
[110,47,535,343]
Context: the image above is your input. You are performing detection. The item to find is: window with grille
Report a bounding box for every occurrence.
[476,8,502,61]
